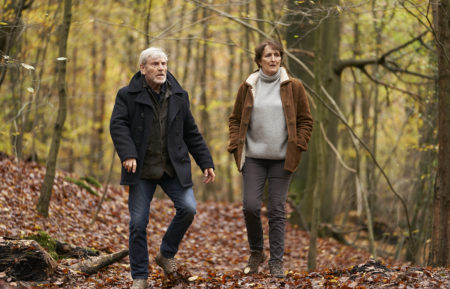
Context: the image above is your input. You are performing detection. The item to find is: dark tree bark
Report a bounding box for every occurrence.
[0,238,128,281]
[429,0,450,267]
[37,0,72,217]
[255,0,265,43]
[0,0,33,88]
[199,4,212,201]
[69,249,129,275]
[225,0,235,202]
[0,239,57,281]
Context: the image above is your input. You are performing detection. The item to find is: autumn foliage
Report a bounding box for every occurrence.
[0,154,448,288]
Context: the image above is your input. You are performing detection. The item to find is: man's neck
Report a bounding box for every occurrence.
[149,82,161,93]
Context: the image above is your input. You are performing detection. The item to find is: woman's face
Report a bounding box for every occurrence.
[259,45,281,76]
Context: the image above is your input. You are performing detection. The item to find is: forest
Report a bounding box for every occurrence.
[0,0,449,288]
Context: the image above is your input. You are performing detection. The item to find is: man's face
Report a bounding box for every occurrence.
[140,56,167,89]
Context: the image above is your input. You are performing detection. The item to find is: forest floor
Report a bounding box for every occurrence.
[0,154,448,288]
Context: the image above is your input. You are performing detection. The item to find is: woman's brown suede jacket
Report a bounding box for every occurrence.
[228,68,313,172]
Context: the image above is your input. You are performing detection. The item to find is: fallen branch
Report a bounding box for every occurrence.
[69,249,129,275]
[0,237,128,281]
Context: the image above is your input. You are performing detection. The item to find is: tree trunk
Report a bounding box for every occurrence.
[225,2,235,202]
[286,0,340,227]
[405,83,437,264]
[255,0,265,43]
[429,0,449,267]
[0,238,128,280]
[144,0,152,46]
[200,4,211,201]
[307,17,326,271]
[0,0,28,88]
[37,0,72,217]
[0,239,57,281]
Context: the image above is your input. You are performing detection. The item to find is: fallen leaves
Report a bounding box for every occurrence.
[0,154,449,288]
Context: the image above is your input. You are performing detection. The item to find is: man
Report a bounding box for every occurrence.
[110,47,215,289]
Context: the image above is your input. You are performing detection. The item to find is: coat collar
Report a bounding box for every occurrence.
[131,71,185,107]
[245,67,290,89]
[128,70,185,95]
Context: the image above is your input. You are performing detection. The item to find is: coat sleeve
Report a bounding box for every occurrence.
[227,83,246,153]
[110,89,138,163]
[293,80,313,151]
[182,95,215,171]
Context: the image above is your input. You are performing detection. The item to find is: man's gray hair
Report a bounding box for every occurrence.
[139,47,168,66]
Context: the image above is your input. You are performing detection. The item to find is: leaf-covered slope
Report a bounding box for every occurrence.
[0,155,448,288]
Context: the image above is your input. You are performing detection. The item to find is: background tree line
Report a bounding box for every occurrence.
[0,0,448,267]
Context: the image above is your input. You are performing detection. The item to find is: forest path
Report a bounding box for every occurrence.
[0,155,448,288]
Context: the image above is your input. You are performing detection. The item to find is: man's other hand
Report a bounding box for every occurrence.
[203,168,215,184]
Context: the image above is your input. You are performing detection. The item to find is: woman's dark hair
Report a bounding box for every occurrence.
[254,40,284,68]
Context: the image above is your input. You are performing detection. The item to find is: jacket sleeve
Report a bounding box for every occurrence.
[228,83,246,153]
[109,89,138,163]
[294,80,313,151]
[182,95,215,171]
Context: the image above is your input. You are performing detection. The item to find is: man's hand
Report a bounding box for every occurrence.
[203,168,215,184]
[123,158,137,173]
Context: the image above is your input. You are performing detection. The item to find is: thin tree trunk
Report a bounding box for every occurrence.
[429,0,449,267]
[255,0,265,43]
[89,19,99,176]
[307,19,325,271]
[144,0,152,46]
[31,0,58,163]
[199,4,211,201]
[405,83,437,264]
[225,2,235,202]
[0,0,26,88]
[37,0,72,217]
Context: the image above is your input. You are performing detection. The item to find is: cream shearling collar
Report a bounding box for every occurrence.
[245,67,290,90]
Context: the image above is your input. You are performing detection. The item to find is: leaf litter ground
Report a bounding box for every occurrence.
[0,155,448,288]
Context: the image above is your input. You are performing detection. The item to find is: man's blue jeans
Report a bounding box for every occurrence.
[128,174,196,279]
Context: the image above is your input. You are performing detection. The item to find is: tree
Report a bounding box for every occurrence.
[36,0,72,216]
[429,0,449,267]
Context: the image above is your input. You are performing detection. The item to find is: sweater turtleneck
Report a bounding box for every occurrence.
[258,67,281,83]
[246,67,287,160]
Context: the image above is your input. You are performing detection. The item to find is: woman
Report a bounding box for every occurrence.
[228,40,313,278]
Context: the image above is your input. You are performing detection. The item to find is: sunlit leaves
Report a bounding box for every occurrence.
[1,156,449,288]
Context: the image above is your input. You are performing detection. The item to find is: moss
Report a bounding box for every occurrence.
[25,231,59,260]
[81,176,102,189]
[65,176,100,197]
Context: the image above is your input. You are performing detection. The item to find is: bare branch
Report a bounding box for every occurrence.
[334,31,430,75]
[360,68,423,101]
[319,123,356,174]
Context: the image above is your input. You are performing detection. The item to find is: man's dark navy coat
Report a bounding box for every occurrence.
[110,71,214,187]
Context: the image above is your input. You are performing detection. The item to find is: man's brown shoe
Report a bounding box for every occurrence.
[155,252,177,275]
[130,279,146,289]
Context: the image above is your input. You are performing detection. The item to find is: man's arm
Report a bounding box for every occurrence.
[110,90,139,163]
[181,96,215,174]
